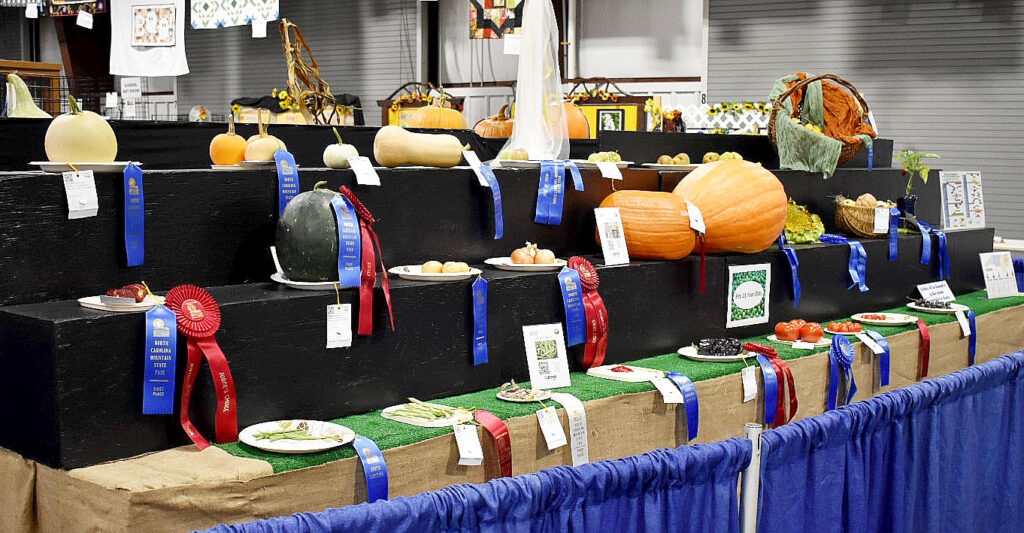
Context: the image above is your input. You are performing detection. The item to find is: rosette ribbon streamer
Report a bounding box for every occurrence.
[475,410,512,478]
[887,207,900,261]
[917,318,931,379]
[865,330,891,388]
[904,213,932,266]
[338,187,395,335]
[165,285,238,449]
[918,220,950,280]
[745,342,797,426]
[827,333,857,411]
[819,233,868,291]
[777,233,801,307]
[568,257,608,368]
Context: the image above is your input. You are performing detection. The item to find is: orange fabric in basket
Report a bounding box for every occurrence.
[782,73,876,145]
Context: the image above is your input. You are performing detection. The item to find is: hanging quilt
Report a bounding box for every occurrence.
[190,0,279,29]
[469,0,524,39]
[48,0,107,16]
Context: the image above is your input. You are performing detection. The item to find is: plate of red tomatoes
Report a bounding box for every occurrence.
[768,319,831,347]
[825,321,864,335]
[851,312,918,326]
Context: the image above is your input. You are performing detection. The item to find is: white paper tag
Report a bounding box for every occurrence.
[251,18,267,38]
[462,150,488,187]
[594,207,629,266]
[326,304,352,348]
[349,156,381,186]
[792,340,815,350]
[25,2,39,19]
[741,366,757,402]
[955,310,971,336]
[76,9,94,29]
[536,407,567,450]
[685,200,706,234]
[453,423,484,466]
[873,207,890,234]
[503,34,522,55]
[651,376,685,403]
[123,99,137,119]
[62,170,99,219]
[550,392,588,466]
[105,92,119,109]
[120,78,143,99]
[595,161,623,180]
[523,323,572,389]
[855,332,885,354]
[917,281,956,303]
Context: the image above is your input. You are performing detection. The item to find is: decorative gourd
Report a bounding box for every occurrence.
[671,160,787,254]
[209,114,246,165]
[244,112,286,162]
[564,101,590,139]
[275,181,339,281]
[6,74,50,118]
[473,103,514,138]
[44,95,117,162]
[322,127,359,168]
[407,93,467,129]
[373,125,463,168]
[596,191,695,260]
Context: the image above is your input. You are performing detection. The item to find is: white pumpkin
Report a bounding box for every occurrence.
[323,127,359,168]
[44,95,117,162]
[244,112,286,162]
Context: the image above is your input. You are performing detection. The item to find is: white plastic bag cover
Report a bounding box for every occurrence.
[499,0,568,161]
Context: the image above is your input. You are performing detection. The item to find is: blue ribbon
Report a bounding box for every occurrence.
[557,267,587,346]
[123,163,144,267]
[331,195,362,287]
[479,164,504,240]
[777,234,801,307]
[868,144,874,171]
[274,148,300,217]
[755,354,778,426]
[827,333,857,411]
[888,207,899,262]
[968,310,977,366]
[472,277,488,365]
[352,435,388,502]
[849,241,869,292]
[665,372,699,442]
[142,305,177,415]
[906,214,932,265]
[866,330,890,388]
[534,160,565,225]
[918,221,950,280]
[564,160,584,192]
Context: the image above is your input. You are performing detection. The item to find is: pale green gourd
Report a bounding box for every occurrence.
[6,74,51,118]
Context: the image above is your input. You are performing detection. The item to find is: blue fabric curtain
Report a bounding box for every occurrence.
[202,438,751,533]
[758,349,1024,533]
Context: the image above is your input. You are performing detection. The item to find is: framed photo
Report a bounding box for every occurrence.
[596,109,625,132]
[132,3,176,47]
[726,263,771,328]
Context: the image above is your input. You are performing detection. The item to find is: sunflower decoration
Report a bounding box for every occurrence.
[231,103,241,114]
[730,102,743,112]
[756,102,770,114]
[743,102,755,111]
[707,106,721,116]
[719,103,730,112]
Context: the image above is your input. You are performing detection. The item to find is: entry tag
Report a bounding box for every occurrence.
[463,150,488,187]
[106,92,119,109]
[349,156,381,186]
[595,161,623,180]
[686,201,706,234]
[955,310,971,336]
[855,331,885,354]
[550,392,589,466]
[251,18,267,38]
[76,9,93,29]
[741,366,757,403]
[536,407,567,450]
[792,340,816,350]
[651,376,686,403]
[873,208,890,233]
[62,170,99,219]
[453,424,484,466]
[326,304,352,349]
[594,207,629,266]
[25,3,39,19]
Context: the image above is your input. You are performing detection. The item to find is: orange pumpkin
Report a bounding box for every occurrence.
[209,114,247,165]
[597,191,695,260]
[564,101,590,139]
[408,96,467,129]
[671,160,787,253]
[473,103,514,138]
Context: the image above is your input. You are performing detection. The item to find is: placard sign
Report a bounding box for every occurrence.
[917,281,955,303]
[726,263,771,328]
[979,251,1018,298]
[594,207,629,266]
[940,171,985,230]
[523,323,571,389]
[121,77,143,99]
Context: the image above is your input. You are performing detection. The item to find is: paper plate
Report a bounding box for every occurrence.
[825,328,860,336]
[570,159,632,169]
[766,334,831,348]
[381,403,473,428]
[496,388,552,403]
[641,163,700,171]
[851,312,920,326]
[239,160,277,167]
[490,159,540,169]
[239,420,354,454]
[210,164,250,171]
[269,272,340,291]
[388,265,481,282]
[907,302,970,315]
[31,161,141,173]
[677,345,757,362]
[586,364,664,382]
[78,295,160,313]
[484,257,566,272]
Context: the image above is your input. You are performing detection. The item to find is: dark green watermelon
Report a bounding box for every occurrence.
[275,184,339,281]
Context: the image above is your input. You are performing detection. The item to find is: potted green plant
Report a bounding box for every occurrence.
[894,150,940,228]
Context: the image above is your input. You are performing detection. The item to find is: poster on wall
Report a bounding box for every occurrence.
[132,4,176,47]
[48,0,106,16]
[939,171,985,230]
[470,0,524,39]
[190,0,279,29]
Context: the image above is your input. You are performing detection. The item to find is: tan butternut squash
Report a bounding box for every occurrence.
[373,125,463,168]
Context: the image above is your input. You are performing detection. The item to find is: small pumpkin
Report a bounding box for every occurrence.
[564,101,590,139]
[596,191,695,260]
[322,127,359,168]
[209,114,246,165]
[6,74,50,118]
[671,160,787,254]
[275,181,340,281]
[373,125,463,168]
[473,103,514,138]
[45,95,117,162]
[408,92,467,130]
[244,112,287,162]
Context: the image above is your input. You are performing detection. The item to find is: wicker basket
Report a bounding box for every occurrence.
[835,202,887,239]
[767,73,872,168]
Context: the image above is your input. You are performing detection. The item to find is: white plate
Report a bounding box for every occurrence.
[484,257,566,272]
[381,403,473,428]
[490,159,540,169]
[78,294,160,313]
[388,265,481,282]
[570,159,632,169]
[825,328,861,336]
[677,345,756,362]
[239,160,277,167]
[766,334,832,347]
[851,312,920,326]
[211,164,250,171]
[270,272,338,291]
[239,420,354,454]
[907,302,970,315]
[586,364,664,382]
[496,389,552,403]
[31,161,141,173]
[641,163,701,171]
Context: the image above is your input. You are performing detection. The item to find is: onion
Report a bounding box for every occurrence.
[510,248,534,264]
[534,249,556,264]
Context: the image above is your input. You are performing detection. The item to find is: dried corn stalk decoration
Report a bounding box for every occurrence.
[279,18,339,125]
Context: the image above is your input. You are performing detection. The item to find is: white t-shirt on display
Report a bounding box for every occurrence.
[109,0,189,77]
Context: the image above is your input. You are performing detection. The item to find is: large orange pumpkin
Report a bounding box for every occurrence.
[597,191,695,260]
[564,101,590,139]
[473,103,514,138]
[408,97,467,129]
[671,160,787,253]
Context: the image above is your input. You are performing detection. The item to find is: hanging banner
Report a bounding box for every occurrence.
[123,163,145,266]
[472,276,488,366]
[142,305,177,415]
[274,148,300,217]
[331,195,362,288]
[479,164,504,240]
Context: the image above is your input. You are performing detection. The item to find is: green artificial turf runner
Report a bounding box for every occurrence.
[218,290,1024,473]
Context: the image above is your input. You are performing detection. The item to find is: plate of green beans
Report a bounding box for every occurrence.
[381,398,474,428]
[239,419,355,454]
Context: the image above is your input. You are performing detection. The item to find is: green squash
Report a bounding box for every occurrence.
[275,181,340,281]
[784,199,825,244]
[6,74,51,118]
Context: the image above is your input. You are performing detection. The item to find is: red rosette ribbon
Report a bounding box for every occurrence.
[338,186,395,336]
[165,285,238,449]
[567,257,608,368]
[744,342,797,426]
